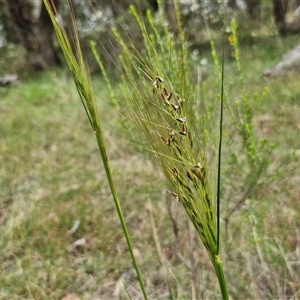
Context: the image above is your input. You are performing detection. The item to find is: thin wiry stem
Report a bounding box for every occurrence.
[217,39,225,255]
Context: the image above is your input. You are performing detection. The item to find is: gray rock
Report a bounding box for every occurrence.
[264,43,300,77]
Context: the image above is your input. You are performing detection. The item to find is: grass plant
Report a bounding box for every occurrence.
[1,1,300,299]
[103,4,229,298]
[44,0,231,298]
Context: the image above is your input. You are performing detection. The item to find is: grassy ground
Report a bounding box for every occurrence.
[1,35,300,299]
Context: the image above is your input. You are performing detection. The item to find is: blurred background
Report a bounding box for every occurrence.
[1,0,300,74]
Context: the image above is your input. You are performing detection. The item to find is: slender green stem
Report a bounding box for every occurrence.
[42,1,148,298]
[215,255,229,300]
[215,35,229,300]
[217,39,225,255]
[94,129,148,300]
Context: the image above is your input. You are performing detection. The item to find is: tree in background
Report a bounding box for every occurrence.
[228,0,237,9]
[245,0,261,20]
[1,0,60,70]
[0,0,211,71]
[273,0,288,35]
[272,0,300,35]
[0,0,299,72]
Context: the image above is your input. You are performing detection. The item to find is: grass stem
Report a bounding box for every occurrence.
[43,1,148,298]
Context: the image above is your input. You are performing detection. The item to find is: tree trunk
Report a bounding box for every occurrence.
[273,0,288,35]
[228,0,237,9]
[245,0,261,20]
[273,0,300,35]
[3,0,60,70]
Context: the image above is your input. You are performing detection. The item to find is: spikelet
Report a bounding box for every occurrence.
[123,64,217,263]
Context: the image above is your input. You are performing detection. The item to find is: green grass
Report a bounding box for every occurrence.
[1,35,300,299]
